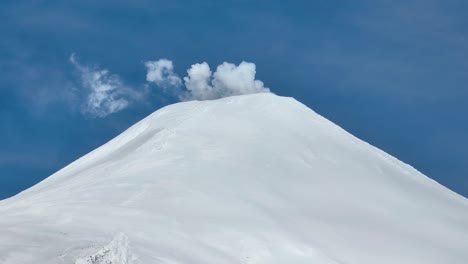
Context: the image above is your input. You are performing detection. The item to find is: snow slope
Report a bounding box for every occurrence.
[0,93,467,264]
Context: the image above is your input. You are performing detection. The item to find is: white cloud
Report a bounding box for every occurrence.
[182,61,269,101]
[70,54,140,118]
[146,59,270,101]
[183,62,215,100]
[212,61,269,97]
[144,59,182,89]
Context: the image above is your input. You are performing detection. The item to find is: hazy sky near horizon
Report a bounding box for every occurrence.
[1,0,467,199]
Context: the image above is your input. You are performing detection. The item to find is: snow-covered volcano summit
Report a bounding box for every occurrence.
[1,93,467,264]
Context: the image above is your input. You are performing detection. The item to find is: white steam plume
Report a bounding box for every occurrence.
[144,59,182,89]
[145,59,270,101]
[70,54,141,118]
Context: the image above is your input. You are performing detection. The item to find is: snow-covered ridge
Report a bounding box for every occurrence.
[0,93,467,264]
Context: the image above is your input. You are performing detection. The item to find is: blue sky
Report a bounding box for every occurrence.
[1,0,467,199]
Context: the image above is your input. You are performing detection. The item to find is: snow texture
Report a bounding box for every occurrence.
[0,93,467,264]
[75,233,135,264]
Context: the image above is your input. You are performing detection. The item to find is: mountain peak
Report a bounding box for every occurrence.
[1,94,467,264]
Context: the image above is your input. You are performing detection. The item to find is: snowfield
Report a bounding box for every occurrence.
[0,93,467,263]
